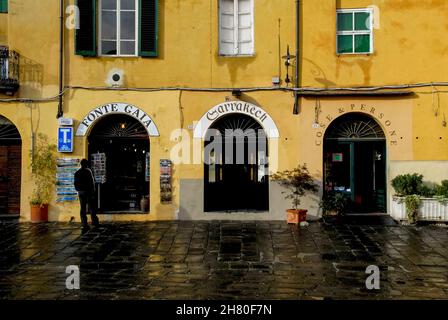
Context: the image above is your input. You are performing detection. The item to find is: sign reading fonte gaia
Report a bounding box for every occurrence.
[75,103,160,137]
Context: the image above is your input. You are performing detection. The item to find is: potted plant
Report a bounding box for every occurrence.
[404,194,421,224]
[390,174,448,222]
[391,173,424,197]
[272,164,318,224]
[391,173,426,223]
[319,191,349,216]
[29,134,57,222]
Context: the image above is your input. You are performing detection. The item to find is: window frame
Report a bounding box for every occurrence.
[98,0,139,57]
[218,0,255,57]
[0,0,7,13]
[336,8,374,55]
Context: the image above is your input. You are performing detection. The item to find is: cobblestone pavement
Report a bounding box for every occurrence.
[0,220,447,300]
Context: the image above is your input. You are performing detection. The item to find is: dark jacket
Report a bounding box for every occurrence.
[74,167,96,194]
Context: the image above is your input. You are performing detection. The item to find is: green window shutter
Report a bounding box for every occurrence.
[0,0,8,13]
[139,0,158,57]
[75,0,97,57]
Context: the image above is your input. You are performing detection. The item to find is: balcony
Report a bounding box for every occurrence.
[0,47,19,95]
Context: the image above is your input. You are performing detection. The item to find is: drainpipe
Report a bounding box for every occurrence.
[293,0,300,114]
[57,0,64,118]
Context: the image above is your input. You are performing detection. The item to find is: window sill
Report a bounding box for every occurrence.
[218,54,256,58]
[99,55,139,58]
[336,52,373,56]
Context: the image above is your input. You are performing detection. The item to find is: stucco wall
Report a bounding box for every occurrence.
[389,161,448,185]
[178,179,321,221]
[0,13,7,45]
[0,1,447,221]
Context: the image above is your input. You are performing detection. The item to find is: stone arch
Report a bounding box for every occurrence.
[76,103,160,137]
[193,101,279,139]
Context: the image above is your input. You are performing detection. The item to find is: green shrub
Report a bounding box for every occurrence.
[417,184,436,198]
[391,174,423,196]
[435,180,448,198]
[404,195,421,224]
[319,192,349,215]
[29,134,57,205]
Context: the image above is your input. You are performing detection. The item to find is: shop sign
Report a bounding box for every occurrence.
[56,158,80,203]
[75,103,160,137]
[160,159,172,203]
[58,127,74,153]
[91,153,107,184]
[332,153,343,162]
[314,103,399,147]
[194,101,280,139]
[58,118,73,126]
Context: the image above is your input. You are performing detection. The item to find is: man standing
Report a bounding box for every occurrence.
[74,159,99,229]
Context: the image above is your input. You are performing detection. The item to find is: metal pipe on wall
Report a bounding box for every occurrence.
[57,0,64,118]
[293,0,300,114]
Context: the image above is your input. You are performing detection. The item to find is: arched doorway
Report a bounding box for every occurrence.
[0,116,21,215]
[88,114,150,213]
[324,113,387,213]
[204,113,269,212]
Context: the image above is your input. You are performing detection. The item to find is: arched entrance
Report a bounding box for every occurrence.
[324,113,387,213]
[0,116,21,215]
[204,113,269,212]
[88,114,150,213]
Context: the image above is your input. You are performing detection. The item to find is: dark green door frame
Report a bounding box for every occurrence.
[324,138,387,212]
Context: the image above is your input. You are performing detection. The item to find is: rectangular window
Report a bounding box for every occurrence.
[0,0,7,13]
[99,0,138,56]
[336,8,373,54]
[219,0,254,56]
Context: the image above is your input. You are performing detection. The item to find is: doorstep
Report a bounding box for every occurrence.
[0,214,20,220]
[323,214,398,226]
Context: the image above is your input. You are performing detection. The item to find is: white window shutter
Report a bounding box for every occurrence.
[219,0,235,55]
[219,0,253,55]
[238,0,253,55]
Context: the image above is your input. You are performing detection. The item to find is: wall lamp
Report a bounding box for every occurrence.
[282,45,296,85]
[232,89,242,98]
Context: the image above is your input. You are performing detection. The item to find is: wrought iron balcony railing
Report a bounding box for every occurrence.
[0,47,19,94]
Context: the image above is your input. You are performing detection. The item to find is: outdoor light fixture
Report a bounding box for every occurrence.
[282,45,296,85]
[232,89,242,98]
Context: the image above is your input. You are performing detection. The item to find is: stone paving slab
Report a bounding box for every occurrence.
[0,220,447,300]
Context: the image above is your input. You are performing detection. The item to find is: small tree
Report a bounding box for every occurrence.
[30,134,57,206]
[271,164,318,210]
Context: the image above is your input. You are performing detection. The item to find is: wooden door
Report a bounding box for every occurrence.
[0,145,21,214]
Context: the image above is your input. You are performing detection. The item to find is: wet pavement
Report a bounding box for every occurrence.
[0,219,447,300]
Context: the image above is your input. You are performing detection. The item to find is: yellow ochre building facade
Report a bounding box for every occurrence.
[0,0,447,222]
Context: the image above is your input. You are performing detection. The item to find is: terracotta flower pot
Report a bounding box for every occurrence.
[286,209,307,225]
[30,204,49,223]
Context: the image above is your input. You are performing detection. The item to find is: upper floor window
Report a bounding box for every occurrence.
[100,0,138,56]
[0,0,8,13]
[75,0,158,58]
[337,8,373,54]
[219,0,254,56]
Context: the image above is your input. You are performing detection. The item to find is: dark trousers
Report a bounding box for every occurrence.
[78,191,99,226]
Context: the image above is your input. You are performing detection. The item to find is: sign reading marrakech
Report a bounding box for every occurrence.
[193,101,280,139]
[75,103,160,137]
